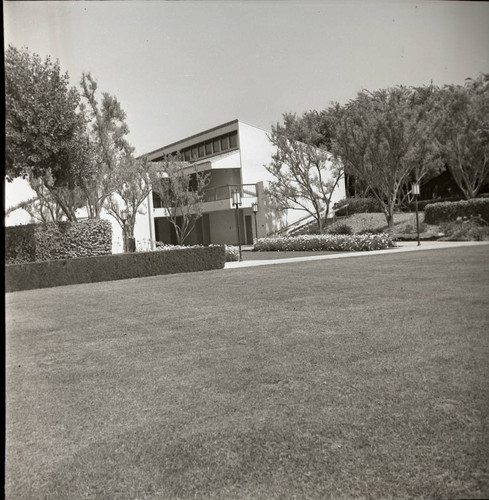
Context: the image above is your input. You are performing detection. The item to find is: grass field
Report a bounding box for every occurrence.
[6,246,489,499]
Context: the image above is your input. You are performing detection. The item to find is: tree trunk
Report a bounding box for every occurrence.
[317,216,324,234]
[385,198,396,233]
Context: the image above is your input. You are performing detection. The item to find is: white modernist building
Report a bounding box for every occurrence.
[143,119,346,247]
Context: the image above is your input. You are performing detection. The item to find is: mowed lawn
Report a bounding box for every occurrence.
[6,246,489,499]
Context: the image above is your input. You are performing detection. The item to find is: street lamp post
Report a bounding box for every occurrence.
[232,190,242,261]
[121,209,128,253]
[412,182,421,246]
[252,202,258,242]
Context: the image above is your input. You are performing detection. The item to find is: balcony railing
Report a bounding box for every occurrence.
[153,183,258,209]
[203,183,257,202]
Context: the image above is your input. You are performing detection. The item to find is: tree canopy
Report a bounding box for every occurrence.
[150,156,209,245]
[329,85,441,228]
[5,45,91,220]
[266,112,343,233]
[78,72,134,219]
[434,74,489,199]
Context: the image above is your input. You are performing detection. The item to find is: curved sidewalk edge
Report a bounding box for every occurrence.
[224,241,489,269]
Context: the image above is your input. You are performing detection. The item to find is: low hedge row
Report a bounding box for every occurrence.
[424,198,489,224]
[156,243,240,262]
[5,219,112,264]
[6,246,226,292]
[253,233,395,252]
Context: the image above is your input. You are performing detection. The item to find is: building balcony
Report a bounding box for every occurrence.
[152,183,258,216]
[203,183,257,202]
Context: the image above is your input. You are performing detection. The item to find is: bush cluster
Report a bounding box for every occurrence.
[424,198,489,224]
[334,197,383,216]
[326,223,353,235]
[6,246,226,292]
[5,219,112,264]
[253,233,395,252]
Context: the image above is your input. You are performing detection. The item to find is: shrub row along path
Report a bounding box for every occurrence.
[6,245,489,499]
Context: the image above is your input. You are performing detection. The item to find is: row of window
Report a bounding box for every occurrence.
[180,131,238,162]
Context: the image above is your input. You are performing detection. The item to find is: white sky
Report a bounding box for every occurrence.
[4,0,489,209]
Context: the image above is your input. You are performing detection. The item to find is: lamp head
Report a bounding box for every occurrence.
[232,190,242,206]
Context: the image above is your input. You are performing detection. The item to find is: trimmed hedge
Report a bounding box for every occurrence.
[253,234,395,252]
[5,219,112,264]
[424,198,489,224]
[5,246,226,292]
[156,243,240,262]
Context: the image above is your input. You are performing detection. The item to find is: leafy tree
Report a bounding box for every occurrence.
[330,85,441,229]
[78,73,134,219]
[22,179,79,223]
[266,113,344,233]
[150,155,210,245]
[435,74,489,199]
[105,156,153,251]
[5,45,90,221]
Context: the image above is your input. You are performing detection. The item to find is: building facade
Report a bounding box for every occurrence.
[145,119,346,246]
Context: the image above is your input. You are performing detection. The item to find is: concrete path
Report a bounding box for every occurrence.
[225,240,489,269]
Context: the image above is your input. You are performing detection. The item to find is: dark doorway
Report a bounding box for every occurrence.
[245,215,253,244]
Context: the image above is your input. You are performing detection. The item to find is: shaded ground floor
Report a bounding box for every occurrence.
[154,208,260,245]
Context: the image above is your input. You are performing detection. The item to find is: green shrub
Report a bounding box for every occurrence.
[253,234,395,252]
[335,197,382,216]
[6,246,226,292]
[327,223,353,235]
[440,219,489,241]
[355,227,385,235]
[5,225,36,264]
[397,222,427,235]
[424,198,489,224]
[5,219,112,264]
[223,246,240,262]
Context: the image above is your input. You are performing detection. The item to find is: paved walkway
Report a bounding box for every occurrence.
[225,240,489,269]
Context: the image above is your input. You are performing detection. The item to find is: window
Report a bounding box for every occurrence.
[213,138,221,153]
[221,135,229,151]
[198,143,205,157]
[184,149,191,161]
[152,192,163,209]
[229,131,238,148]
[205,141,212,155]
[191,146,198,159]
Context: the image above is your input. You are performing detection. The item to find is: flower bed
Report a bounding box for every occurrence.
[253,233,396,252]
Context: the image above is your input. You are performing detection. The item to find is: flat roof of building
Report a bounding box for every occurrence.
[144,119,239,159]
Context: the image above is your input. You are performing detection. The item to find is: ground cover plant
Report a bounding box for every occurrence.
[6,246,489,499]
[254,233,395,252]
[439,218,489,241]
